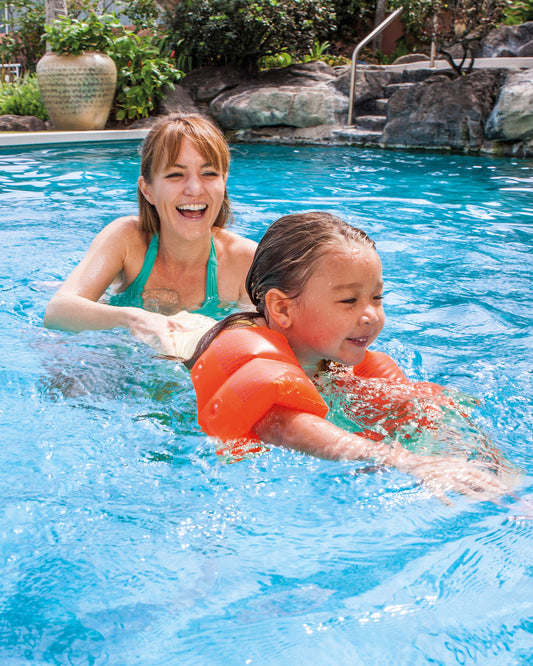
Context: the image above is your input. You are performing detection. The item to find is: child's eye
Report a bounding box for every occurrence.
[340,298,357,304]
[374,295,384,301]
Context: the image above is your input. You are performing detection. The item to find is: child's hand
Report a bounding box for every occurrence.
[395,449,518,504]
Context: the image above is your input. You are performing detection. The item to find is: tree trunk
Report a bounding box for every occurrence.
[372,0,387,52]
[45,0,68,25]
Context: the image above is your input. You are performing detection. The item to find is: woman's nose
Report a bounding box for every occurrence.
[183,173,203,195]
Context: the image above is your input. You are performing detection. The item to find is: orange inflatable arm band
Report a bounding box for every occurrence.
[191,327,328,441]
[352,350,408,381]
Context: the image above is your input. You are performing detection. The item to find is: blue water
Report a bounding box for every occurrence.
[0,141,532,665]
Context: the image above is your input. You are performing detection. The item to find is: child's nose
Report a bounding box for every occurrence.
[360,304,379,324]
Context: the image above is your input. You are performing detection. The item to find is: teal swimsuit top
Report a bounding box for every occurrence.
[109,233,219,315]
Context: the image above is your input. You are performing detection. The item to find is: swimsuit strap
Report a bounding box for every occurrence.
[108,233,158,306]
[124,232,159,295]
[205,235,218,301]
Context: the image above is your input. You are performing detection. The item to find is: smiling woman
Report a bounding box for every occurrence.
[43,113,257,353]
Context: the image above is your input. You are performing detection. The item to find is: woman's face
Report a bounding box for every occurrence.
[139,136,227,241]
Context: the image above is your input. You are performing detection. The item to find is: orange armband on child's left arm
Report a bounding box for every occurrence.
[352,350,408,381]
[191,327,328,441]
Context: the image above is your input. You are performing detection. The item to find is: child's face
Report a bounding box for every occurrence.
[285,245,385,371]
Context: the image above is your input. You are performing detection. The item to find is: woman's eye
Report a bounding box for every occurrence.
[165,172,184,179]
[203,171,219,177]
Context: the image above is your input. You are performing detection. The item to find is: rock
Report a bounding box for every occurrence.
[517,40,533,57]
[0,115,47,131]
[478,21,533,57]
[182,65,253,103]
[211,85,348,129]
[158,84,201,115]
[334,67,393,104]
[392,53,430,64]
[485,69,533,140]
[209,62,348,129]
[382,70,502,150]
[127,115,166,129]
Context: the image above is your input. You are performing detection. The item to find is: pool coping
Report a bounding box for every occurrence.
[0,128,150,148]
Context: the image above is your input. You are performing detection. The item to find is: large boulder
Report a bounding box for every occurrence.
[158,84,201,115]
[485,69,533,140]
[382,70,502,150]
[209,61,348,129]
[0,115,47,131]
[181,65,254,103]
[334,67,393,104]
[478,22,533,57]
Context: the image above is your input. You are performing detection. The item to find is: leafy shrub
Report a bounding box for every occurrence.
[43,13,183,122]
[0,0,45,73]
[503,0,533,24]
[0,74,48,119]
[163,0,337,72]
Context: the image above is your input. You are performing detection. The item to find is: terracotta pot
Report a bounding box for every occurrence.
[36,52,117,131]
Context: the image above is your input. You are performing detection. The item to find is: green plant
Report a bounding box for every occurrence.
[108,32,183,121]
[42,13,183,122]
[163,0,336,72]
[303,40,331,61]
[122,0,160,29]
[0,74,49,119]
[258,52,294,70]
[503,0,533,24]
[43,12,120,55]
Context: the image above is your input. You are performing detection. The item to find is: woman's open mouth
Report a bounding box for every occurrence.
[177,203,208,219]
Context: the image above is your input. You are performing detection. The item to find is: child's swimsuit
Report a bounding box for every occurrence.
[109,233,219,315]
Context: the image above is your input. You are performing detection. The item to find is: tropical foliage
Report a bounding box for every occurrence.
[163,0,336,72]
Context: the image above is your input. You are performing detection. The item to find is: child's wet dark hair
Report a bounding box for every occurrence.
[186,211,376,368]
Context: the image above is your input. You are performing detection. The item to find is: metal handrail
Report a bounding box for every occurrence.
[347,6,403,126]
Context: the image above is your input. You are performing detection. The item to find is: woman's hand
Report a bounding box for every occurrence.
[126,308,190,355]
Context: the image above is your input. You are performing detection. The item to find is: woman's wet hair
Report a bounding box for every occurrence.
[185,212,376,368]
[138,113,232,233]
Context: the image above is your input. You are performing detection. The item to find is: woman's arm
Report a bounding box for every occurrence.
[255,407,515,502]
[43,218,184,353]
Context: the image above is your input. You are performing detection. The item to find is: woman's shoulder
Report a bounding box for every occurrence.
[213,227,257,258]
[102,215,145,239]
[95,216,150,251]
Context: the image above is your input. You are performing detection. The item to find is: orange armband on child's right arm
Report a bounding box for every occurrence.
[191,327,328,441]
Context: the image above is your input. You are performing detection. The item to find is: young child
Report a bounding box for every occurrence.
[185,212,514,503]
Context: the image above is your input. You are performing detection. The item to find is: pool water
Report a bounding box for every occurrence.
[0,141,532,665]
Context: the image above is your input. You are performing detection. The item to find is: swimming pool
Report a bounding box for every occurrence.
[1,141,532,664]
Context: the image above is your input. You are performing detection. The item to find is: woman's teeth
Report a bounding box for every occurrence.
[177,204,207,218]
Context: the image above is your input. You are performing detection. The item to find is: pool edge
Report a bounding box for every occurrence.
[0,128,150,148]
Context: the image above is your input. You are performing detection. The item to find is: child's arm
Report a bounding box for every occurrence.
[255,406,515,503]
